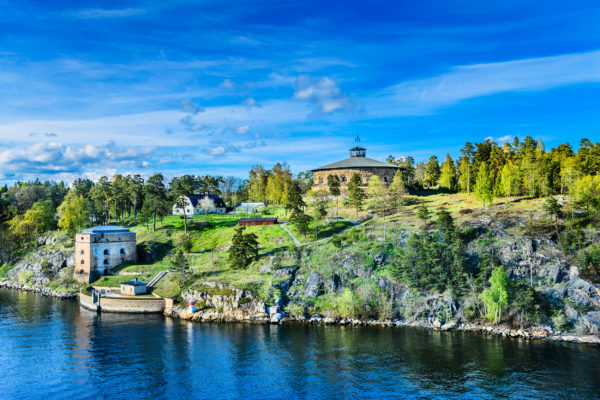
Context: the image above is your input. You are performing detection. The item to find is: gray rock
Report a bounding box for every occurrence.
[270,313,283,323]
[304,272,323,299]
[268,305,279,316]
[323,317,337,324]
[326,273,343,294]
[374,253,387,267]
[259,265,273,273]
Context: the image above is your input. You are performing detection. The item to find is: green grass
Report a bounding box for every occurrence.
[0,263,13,279]
[287,219,354,242]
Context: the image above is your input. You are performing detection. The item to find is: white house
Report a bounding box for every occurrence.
[172,194,227,215]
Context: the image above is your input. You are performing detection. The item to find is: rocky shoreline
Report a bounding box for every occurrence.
[1,280,598,346]
[0,279,78,299]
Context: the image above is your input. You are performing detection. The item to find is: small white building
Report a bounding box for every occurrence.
[235,202,267,214]
[120,279,147,296]
[172,194,227,215]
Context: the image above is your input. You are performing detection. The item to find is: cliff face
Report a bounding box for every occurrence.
[6,233,75,288]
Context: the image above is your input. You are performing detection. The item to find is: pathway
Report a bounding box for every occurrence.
[147,270,168,287]
[280,218,361,246]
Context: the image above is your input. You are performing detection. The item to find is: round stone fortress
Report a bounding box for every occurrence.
[312,138,402,188]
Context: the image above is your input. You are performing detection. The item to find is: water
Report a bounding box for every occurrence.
[0,289,599,400]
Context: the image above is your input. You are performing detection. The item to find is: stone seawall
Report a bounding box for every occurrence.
[79,289,166,313]
[0,280,78,299]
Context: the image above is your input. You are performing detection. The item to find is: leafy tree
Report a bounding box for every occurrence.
[543,197,562,223]
[346,173,365,218]
[144,174,169,232]
[9,200,56,241]
[90,176,112,224]
[480,266,509,324]
[474,161,494,207]
[327,174,341,218]
[57,191,91,234]
[198,195,216,213]
[368,175,388,240]
[572,175,600,217]
[228,226,259,269]
[389,169,407,214]
[497,161,519,197]
[438,154,457,191]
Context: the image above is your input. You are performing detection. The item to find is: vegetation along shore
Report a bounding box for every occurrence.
[1,136,599,345]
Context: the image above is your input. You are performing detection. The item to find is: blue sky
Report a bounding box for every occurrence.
[0,0,599,183]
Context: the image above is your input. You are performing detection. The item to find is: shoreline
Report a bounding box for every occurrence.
[1,282,598,346]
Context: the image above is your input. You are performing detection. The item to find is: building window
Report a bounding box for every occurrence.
[104,259,109,265]
[79,269,84,274]
[319,177,323,184]
[341,176,347,182]
[80,250,84,255]
[103,249,109,255]
[120,248,125,255]
[384,176,389,183]
[80,260,85,265]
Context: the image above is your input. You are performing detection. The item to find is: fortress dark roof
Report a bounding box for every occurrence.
[312,156,400,172]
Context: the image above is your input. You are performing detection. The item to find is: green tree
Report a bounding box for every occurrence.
[128,174,144,222]
[171,175,199,234]
[497,161,519,197]
[228,226,259,269]
[346,173,365,218]
[389,169,407,214]
[368,175,388,240]
[57,191,91,234]
[416,204,431,225]
[312,190,329,219]
[459,142,475,194]
[327,174,341,218]
[577,244,600,284]
[425,156,441,188]
[438,154,457,191]
[480,266,509,324]
[9,200,56,241]
[572,175,600,217]
[144,174,169,231]
[474,161,494,207]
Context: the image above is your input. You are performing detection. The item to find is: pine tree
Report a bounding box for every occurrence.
[228,226,259,269]
[425,156,440,188]
[145,174,169,231]
[474,162,494,207]
[368,175,388,240]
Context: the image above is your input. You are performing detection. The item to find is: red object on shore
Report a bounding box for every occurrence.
[238,217,278,226]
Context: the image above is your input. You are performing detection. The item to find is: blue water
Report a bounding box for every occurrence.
[0,289,599,400]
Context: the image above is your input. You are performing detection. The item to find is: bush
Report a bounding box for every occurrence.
[551,309,571,332]
[331,236,342,249]
[577,244,600,284]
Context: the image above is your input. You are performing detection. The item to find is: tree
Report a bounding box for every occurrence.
[312,190,329,219]
[459,142,475,194]
[198,195,216,214]
[57,191,91,234]
[425,156,440,188]
[572,175,600,217]
[9,200,56,241]
[327,174,341,218]
[145,174,169,232]
[479,266,509,324]
[173,249,188,288]
[171,175,198,234]
[543,197,562,223]
[368,175,388,240]
[438,154,457,191]
[474,162,494,207]
[416,204,431,227]
[497,161,519,197]
[389,169,407,214]
[346,173,365,218]
[228,226,259,269]
[128,174,144,222]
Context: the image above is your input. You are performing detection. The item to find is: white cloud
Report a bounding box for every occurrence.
[220,78,235,89]
[243,97,259,107]
[69,8,147,19]
[210,146,225,155]
[294,75,355,117]
[181,99,204,115]
[371,50,600,117]
[235,125,250,135]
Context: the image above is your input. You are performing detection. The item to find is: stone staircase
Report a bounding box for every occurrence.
[147,270,168,287]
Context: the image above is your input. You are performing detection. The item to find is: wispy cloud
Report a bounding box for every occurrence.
[372,50,600,116]
[68,8,147,19]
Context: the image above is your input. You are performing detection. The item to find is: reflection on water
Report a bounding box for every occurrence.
[0,288,599,400]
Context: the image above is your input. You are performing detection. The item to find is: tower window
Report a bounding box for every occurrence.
[80,250,85,255]
[79,269,84,274]
[104,259,109,265]
[120,248,125,255]
[103,249,109,255]
[80,260,85,265]
[341,176,347,182]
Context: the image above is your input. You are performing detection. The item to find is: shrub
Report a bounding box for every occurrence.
[551,309,571,332]
[577,244,600,284]
[331,236,342,249]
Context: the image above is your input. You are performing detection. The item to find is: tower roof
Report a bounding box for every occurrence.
[312,156,401,172]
